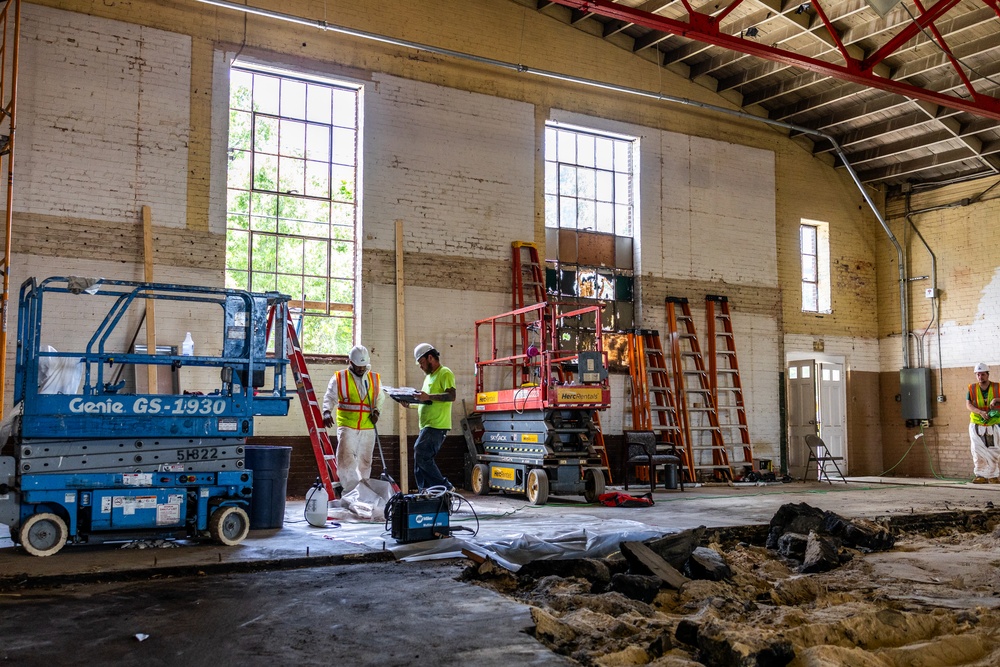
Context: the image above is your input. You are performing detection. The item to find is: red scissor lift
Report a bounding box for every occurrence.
[463,301,610,505]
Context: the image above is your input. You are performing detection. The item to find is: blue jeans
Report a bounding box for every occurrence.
[414,427,451,490]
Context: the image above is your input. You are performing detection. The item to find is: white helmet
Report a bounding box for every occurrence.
[975,362,990,374]
[349,345,370,367]
[413,343,435,364]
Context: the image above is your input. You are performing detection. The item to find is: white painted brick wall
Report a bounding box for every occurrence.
[16,5,190,227]
[363,73,536,259]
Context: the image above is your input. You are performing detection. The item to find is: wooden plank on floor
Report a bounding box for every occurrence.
[621,541,690,589]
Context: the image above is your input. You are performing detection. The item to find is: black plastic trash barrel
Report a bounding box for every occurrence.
[244,445,292,529]
[663,463,679,490]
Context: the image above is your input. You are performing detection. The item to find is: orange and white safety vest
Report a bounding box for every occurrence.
[335,369,381,430]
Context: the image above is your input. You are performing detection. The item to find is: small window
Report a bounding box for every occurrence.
[800,219,831,313]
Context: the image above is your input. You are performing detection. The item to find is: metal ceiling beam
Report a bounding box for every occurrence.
[545,0,1000,119]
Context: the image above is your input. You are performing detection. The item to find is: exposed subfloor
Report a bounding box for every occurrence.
[3,477,1000,666]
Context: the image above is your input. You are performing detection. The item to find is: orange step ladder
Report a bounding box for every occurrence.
[666,297,733,482]
[266,302,340,498]
[706,295,754,470]
[626,328,689,483]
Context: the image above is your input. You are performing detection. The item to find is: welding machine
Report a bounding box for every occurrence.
[386,492,451,544]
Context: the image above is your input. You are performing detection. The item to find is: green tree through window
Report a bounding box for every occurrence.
[226,65,361,355]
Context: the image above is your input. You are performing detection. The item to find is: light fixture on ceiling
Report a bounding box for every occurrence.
[744,26,759,37]
[864,0,904,18]
[795,3,811,14]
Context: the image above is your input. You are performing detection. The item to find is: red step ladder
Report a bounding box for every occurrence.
[266,303,340,498]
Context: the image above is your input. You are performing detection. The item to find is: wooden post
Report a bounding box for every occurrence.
[141,205,157,393]
[395,219,409,493]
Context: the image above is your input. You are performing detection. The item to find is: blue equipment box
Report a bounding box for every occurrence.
[389,494,450,544]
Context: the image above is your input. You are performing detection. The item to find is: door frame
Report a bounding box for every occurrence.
[785,352,849,476]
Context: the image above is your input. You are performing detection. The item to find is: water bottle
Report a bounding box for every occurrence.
[181,332,194,356]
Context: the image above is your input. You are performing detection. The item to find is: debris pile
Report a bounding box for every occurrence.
[464,503,1000,666]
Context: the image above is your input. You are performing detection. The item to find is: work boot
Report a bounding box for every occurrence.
[973,476,989,484]
[990,478,1000,484]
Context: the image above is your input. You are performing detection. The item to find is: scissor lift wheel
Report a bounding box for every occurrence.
[583,467,605,503]
[526,469,549,505]
[21,512,68,557]
[209,506,250,546]
[470,464,490,496]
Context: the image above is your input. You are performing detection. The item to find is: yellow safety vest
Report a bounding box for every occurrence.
[335,369,381,430]
[968,382,1000,426]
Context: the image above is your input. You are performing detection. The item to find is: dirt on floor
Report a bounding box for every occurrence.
[464,509,1000,667]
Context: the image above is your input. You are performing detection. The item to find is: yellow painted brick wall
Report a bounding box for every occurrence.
[872,178,1000,479]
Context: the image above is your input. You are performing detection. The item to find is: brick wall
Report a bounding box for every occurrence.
[11,1,900,477]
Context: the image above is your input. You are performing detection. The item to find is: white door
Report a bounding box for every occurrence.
[787,360,817,472]
[817,361,846,475]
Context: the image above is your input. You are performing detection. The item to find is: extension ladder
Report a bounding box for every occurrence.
[666,297,733,482]
[705,295,754,469]
[511,241,547,385]
[626,329,688,476]
[509,240,612,479]
[512,240,546,309]
[266,302,340,498]
[590,410,613,484]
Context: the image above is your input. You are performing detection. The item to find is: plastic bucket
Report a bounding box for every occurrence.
[663,463,679,490]
[244,445,292,529]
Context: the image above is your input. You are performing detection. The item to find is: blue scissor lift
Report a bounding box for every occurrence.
[0,277,292,556]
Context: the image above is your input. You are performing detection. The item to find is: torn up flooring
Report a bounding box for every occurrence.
[467,503,1000,666]
[4,478,1000,666]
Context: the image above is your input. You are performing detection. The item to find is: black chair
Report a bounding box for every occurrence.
[803,434,846,484]
[621,430,683,492]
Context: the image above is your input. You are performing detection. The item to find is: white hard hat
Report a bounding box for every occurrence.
[975,362,990,374]
[413,343,435,364]
[349,345,370,367]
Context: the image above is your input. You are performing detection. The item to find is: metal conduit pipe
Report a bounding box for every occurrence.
[193,0,909,365]
[905,191,953,401]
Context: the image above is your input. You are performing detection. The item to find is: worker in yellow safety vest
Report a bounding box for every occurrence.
[966,362,1000,484]
[322,345,385,494]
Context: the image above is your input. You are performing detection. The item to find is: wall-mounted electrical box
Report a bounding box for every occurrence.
[900,367,933,420]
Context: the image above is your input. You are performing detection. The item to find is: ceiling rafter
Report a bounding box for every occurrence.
[544,0,1000,119]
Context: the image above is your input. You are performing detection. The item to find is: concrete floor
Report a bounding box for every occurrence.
[1,477,997,665]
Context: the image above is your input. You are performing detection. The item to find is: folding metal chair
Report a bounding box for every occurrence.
[803,434,846,484]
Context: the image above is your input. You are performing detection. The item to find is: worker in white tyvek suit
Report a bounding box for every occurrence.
[321,345,385,495]
[966,362,1000,484]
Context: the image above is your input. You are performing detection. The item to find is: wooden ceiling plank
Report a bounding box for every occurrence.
[856,146,987,182]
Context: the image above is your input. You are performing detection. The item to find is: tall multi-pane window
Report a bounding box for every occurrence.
[226,64,361,355]
[801,224,819,311]
[544,123,637,351]
[800,220,831,313]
